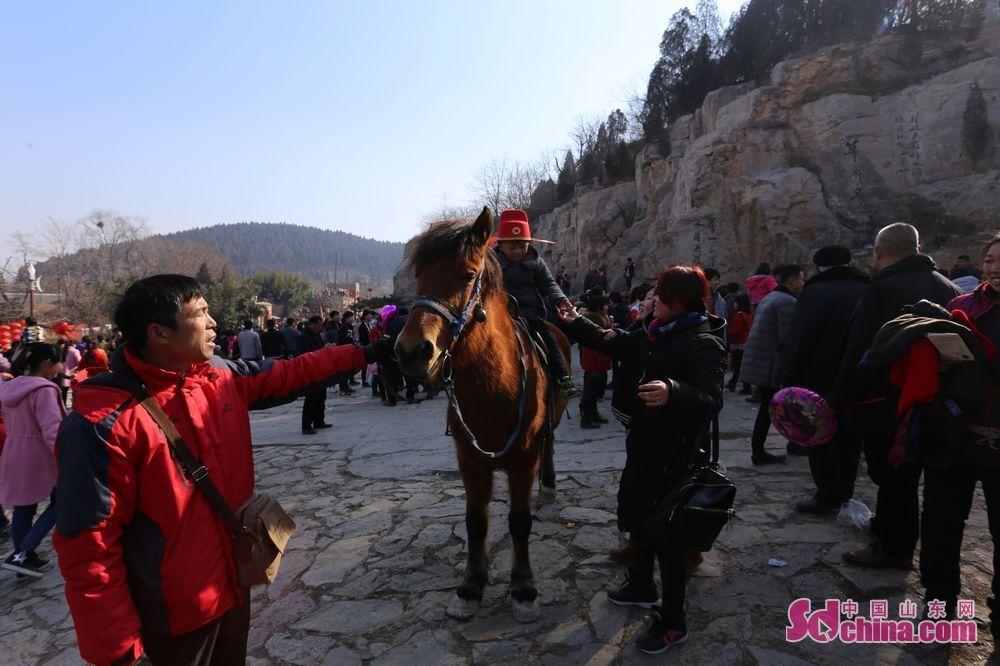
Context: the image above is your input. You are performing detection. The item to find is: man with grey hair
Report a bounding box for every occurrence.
[829,222,961,569]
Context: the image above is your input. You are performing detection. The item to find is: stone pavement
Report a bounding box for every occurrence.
[1,369,997,665]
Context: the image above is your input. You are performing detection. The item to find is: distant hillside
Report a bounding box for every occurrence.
[161,222,404,288]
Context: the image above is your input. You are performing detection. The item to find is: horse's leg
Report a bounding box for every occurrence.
[537,425,557,505]
[508,456,541,622]
[446,459,492,620]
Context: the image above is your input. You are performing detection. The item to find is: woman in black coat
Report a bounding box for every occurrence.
[558,265,726,654]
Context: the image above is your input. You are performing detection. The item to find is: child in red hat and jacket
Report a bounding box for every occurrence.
[492,209,578,397]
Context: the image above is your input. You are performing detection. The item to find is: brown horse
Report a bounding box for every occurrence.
[395,208,569,622]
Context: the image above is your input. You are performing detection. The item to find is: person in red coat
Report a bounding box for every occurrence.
[725,293,753,394]
[53,275,377,666]
[579,291,614,428]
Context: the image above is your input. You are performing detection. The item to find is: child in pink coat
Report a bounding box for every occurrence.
[0,343,65,577]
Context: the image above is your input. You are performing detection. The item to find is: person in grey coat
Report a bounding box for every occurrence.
[236,320,263,362]
[741,264,805,465]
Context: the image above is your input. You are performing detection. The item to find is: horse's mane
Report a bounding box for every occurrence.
[408,219,503,295]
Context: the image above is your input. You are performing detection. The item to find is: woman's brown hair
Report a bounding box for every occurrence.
[655,265,710,313]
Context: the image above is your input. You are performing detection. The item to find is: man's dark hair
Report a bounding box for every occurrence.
[779,264,803,284]
[754,262,772,276]
[113,274,203,352]
[958,254,971,261]
[266,319,277,331]
[285,317,296,326]
[308,315,322,325]
[726,282,739,292]
[330,311,339,318]
[609,290,623,304]
[242,320,252,330]
[24,317,38,327]
[343,311,354,320]
[703,267,720,281]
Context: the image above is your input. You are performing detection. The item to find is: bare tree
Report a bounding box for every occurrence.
[504,159,547,212]
[570,114,603,161]
[420,197,481,225]
[472,157,509,217]
[694,0,724,54]
[471,156,548,216]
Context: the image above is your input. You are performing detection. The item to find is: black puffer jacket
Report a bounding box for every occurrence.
[829,254,961,409]
[610,316,648,428]
[782,265,870,394]
[495,246,566,320]
[571,314,726,533]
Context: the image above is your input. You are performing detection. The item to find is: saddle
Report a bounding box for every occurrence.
[507,295,549,369]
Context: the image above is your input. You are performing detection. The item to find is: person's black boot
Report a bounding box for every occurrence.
[752,451,785,465]
[580,406,600,429]
[842,542,912,570]
[786,441,808,456]
[607,568,659,608]
[592,409,609,424]
[795,497,840,515]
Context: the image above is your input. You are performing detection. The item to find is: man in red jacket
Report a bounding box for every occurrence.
[53,274,372,665]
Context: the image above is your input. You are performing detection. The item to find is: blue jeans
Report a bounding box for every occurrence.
[11,497,56,554]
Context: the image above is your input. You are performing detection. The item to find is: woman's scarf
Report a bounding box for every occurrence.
[647,312,708,343]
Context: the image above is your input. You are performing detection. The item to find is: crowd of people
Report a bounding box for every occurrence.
[549,222,996,652]
[0,211,998,661]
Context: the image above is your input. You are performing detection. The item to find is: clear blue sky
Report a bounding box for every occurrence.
[0,1,744,244]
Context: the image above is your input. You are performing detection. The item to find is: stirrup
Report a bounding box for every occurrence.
[556,376,580,398]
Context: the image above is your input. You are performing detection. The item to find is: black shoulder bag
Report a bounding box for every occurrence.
[644,415,737,551]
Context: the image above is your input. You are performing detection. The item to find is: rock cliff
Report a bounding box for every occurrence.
[397,21,1000,297]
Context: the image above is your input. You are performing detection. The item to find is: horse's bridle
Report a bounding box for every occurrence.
[411,268,487,382]
[410,266,528,459]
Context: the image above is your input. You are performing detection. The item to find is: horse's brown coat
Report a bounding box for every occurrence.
[396,208,569,614]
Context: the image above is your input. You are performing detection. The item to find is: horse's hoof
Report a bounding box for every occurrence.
[537,485,557,504]
[445,593,480,620]
[511,596,541,623]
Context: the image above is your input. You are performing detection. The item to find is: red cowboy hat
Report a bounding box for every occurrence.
[493,209,554,245]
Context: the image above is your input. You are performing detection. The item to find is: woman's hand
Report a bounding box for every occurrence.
[603,329,618,340]
[638,380,670,407]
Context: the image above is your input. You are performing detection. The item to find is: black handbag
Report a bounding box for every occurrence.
[644,415,737,551]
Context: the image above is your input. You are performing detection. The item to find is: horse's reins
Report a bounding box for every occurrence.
[411,269,529,459]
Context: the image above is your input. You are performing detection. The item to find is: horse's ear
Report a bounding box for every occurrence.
[470,207,493,247]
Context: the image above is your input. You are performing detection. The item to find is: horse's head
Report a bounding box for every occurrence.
[396,207,496,380]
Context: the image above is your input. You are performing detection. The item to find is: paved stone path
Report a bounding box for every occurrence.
[2,367,997,664]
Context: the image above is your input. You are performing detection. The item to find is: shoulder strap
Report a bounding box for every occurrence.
[711,414,720,464]
[110,365,243,537]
